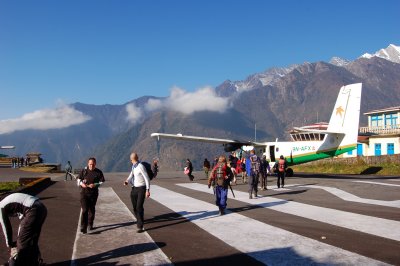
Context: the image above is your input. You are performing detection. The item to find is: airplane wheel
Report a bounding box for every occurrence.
[286,168,293,177]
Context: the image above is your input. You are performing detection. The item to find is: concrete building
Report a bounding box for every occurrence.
[358,106,400,156]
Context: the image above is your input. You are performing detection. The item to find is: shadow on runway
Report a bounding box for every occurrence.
[267,189,308,197]
[48,242,167,266]
[88,221,135,235]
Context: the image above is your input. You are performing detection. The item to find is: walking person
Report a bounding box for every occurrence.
[124,152,151,233]
[77,157,105,234]
[248,150,261,199]
[203,158,211,179]
[208,155,233,215]
[229,153,238,185]
[185,158,194,181]
[274,155,287,188]
[260,155,270,190]
[0,193,47,265]
[152,159,159,179]
[65,160,73,181]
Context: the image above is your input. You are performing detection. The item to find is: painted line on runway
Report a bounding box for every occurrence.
[352,180,400,187]
[177,183,400,242]
[298,184,400,208]
[151,185,389,266]
[267,183,400,208]
[70,187,171,266]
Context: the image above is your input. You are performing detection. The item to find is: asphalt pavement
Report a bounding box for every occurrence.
[0,168,399,265]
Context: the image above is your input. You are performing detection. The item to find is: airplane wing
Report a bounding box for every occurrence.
[0,146,15,149]
[151,133,264,152]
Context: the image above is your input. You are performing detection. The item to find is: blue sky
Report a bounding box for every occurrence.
[0,0,399,121]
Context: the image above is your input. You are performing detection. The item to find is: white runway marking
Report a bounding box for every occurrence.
[298,184,400,208]
[177,183,400,242]
[353,180,400,187]
[151,185,389,266]
[71,187,171,266]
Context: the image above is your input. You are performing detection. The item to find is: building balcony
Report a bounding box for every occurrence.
[359,125,400,135]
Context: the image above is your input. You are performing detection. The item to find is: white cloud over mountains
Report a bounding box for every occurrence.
[146,86,230,114]
[125,103,143,124]
[0,105,91,135]
[0,86,230,132]
[126,86,230,124]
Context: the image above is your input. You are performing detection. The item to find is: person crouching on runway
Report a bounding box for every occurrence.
[77,157,105,234]
[0,193,47,265]
[208,155,233,215]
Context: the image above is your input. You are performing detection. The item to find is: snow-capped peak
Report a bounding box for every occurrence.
[329,57,351,66]
[360,44,400,64]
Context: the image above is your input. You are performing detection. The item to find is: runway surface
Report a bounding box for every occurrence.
[0,169,399,265]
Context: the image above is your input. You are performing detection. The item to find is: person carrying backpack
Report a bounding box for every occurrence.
[274,155,287,188]
[124,152,151,233]
[208,155,233,215]
[248,150,261,199]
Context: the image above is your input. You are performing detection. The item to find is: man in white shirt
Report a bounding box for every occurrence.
[124,152,150,233]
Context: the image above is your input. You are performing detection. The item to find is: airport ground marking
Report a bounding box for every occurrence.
[151,185,389,266]
[297,184,400,208]
[70,187,172,266]
[352,180,400,187]
[177,183,400,242]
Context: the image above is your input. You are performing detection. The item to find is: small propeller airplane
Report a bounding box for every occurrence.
[151,83,362,176]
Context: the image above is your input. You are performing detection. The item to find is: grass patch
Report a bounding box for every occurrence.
[0,182,21,193]
[19,166,55,173]
[292,161,400,176]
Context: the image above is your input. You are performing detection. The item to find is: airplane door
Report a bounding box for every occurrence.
[269,145,276,162]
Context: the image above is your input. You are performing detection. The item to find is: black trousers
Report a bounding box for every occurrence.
[80,192,98,230]
[130,186,146,229]
[16,201,47,265]
[277,171,285,187]
[248,172,259,194]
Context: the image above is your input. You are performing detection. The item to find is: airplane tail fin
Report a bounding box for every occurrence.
[326,83,362,147]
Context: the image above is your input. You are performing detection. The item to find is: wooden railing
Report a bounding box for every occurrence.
[359,125,400,135]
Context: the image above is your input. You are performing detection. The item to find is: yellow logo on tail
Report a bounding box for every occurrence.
[336,106,344,117]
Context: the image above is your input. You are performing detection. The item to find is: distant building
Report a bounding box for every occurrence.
[358,106,400,156]
[288,106,400,158]
[26,152,43,164]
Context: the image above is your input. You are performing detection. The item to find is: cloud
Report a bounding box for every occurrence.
[126,103,143,124]
[145,86,230,115]
[0,105,91,135]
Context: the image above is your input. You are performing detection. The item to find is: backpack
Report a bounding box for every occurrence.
[214,163,228,186]
[141,161,155,180]
[250,155,260,174]
[278,159,285,172]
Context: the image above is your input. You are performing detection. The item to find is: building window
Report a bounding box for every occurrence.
[387,143,394,155]
[371,115,383,127]
[374,143,381,156]
[384,113,398,128]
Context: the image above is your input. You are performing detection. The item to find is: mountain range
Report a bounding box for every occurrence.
[1,44,400,172]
